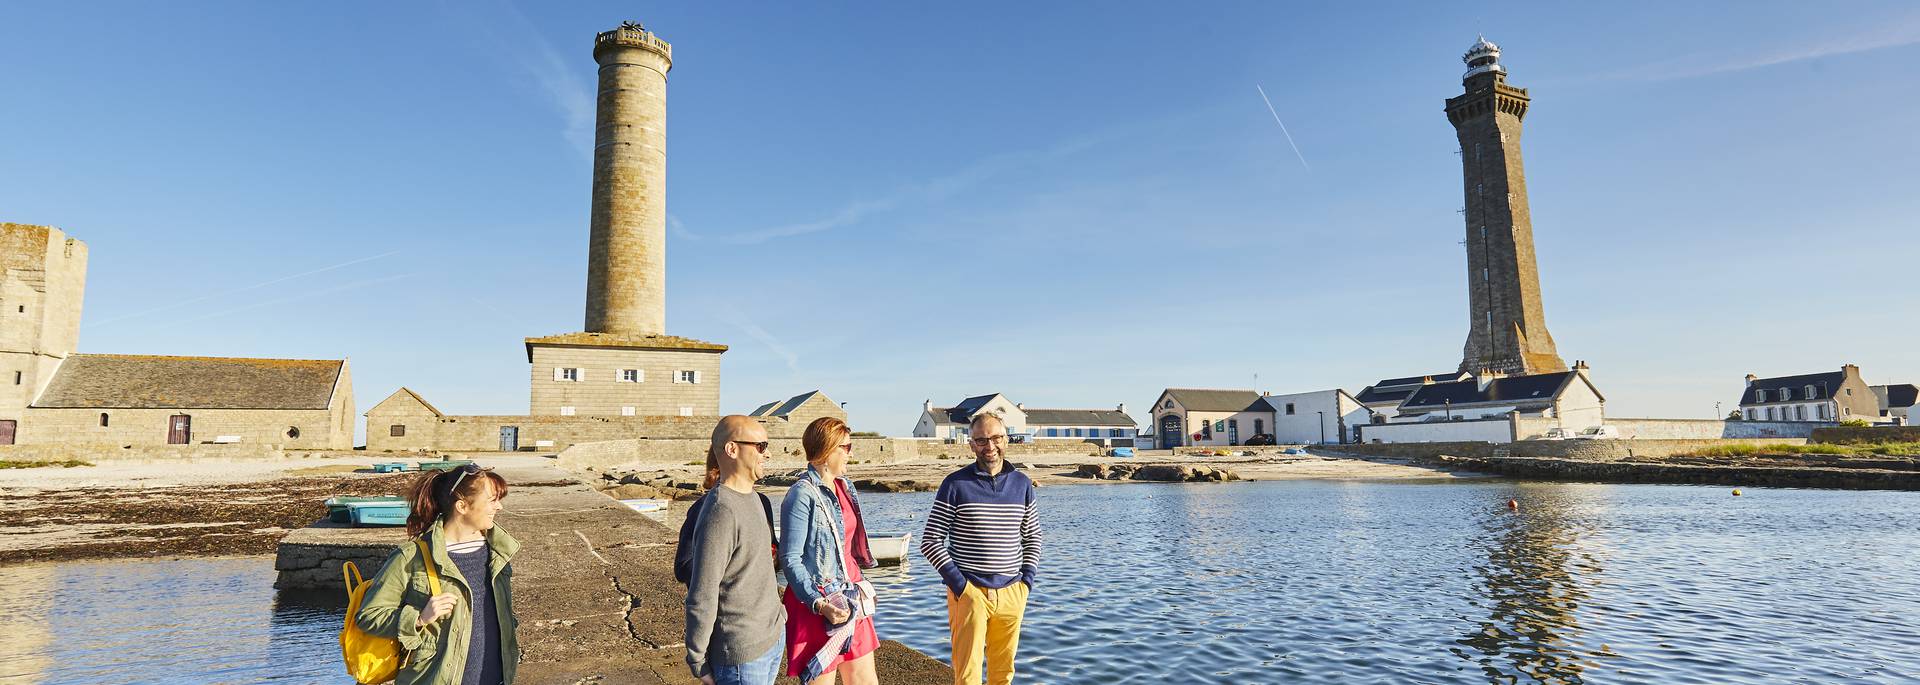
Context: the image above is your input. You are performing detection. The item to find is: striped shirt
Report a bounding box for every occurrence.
[920,463,1041,592]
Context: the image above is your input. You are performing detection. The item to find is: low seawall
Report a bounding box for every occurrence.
[0,443,288,462]
[1420,455,1920,491]
[1322,438,1809,462]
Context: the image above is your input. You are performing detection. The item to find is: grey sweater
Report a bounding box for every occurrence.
[683,485,784,678]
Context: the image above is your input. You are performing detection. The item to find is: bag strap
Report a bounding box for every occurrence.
[342,560,363,591]
[416,539,442,596]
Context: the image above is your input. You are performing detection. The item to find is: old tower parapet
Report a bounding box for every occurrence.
[1445,37,1567,376]
[586,22,672,336]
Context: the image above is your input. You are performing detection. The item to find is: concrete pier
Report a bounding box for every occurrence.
[274,461,951,683]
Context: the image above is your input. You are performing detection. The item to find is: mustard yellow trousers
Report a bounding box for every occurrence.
[944,582,1028,685]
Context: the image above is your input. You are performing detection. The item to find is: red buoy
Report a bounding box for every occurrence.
[1506,498,1519,510]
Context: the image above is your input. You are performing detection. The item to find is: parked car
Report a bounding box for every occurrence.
[1539,427,1572,440]
[1572,425,1619,440]
[1243,433,1276,446]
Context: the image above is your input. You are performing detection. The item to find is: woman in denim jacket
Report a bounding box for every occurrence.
[778,417,879,685]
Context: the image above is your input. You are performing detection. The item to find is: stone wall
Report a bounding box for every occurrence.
[1812,426,1920,444]
[274,525,405,591]
[19,406,349,449]
[1357,417,1514,444]
[1606,419,1826,440]
[1429,455,1920,491]
[0,442,285,462]
[528,346,720,416]
[1314,441,1500,459]
[365,413,815,452]
[1507,438,1808,460]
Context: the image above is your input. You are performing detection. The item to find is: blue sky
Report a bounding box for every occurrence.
[3,2,1917,438]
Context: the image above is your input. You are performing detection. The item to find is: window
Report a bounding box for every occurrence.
[621,406,636,416]
[1254,419,1265,434]
[99,412,109,427]
[560,406,576,416]
[679,406,694,417]
[677,370,700,384]
[1820,405,1831,420]
[390,424,406,437]
[1755,389,1767,402]
[620,369,641,383]
[1766,407,1777,421]
[1795,406,1806,421]
[1804,385,1817,400]
[1163,399,1173,409]
[1746,409,1757,420]
[287,426,300,439]
[1046,428,1058,437]
[1285,403,1296,415]
[1071,428,1082,437]
[555,367,581,382]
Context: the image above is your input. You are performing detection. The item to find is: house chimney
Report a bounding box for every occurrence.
[1843,364,1861,379]
[1116,403,1126,414]
[923,399,933,412]
[1744,374,1758,384]
[1015,403,1024,410]
[1476,369,1504,392]
[1262,391,1271,397]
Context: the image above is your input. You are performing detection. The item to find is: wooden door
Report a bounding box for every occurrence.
[0,420,15,445]
[168,415,191,444]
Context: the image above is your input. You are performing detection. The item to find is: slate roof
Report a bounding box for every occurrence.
[1354,386,1419,405]
[1401,372,1576,409]
[524,332,727,361]
[1884,384,1919,409]
[1022,408,1136,427]
[1740,371,1847,405]
[751,390,827,418]
[34,354,344,410]
[1356,372,1471,405]
[928,393,1001,425]
[1162,389,1262,413]
[1372,372,1468,388]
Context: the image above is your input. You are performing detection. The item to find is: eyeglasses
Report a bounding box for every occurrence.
[837,443,854,454]
[970,435,1008,447]
[731,440,770,454]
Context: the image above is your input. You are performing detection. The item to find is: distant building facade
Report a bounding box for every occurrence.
[1149,388,1264,448]
[526,333,723,418]
[748,390,847,428]
[1739,365,1876,422]
[1392,363,1603,427]
[1872,384,1917,425]
[913,393,1136,444]
[1353,372,1471,420]
[1249,389,1372,444]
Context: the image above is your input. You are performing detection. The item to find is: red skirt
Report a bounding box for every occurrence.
[782,586,878,678]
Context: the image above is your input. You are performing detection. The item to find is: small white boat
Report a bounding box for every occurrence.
[620,498,670,523]
[867,531,912,565]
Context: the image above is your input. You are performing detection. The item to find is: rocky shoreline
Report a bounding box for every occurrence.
[1413,453,1920,490]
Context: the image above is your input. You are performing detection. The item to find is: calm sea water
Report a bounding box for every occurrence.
[4,480,1920,684]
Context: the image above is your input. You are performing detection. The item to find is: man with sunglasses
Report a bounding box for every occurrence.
[920,412,1042,685]
[685,416,784,685]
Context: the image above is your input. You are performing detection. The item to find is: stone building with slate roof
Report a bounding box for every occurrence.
[1354,372,1472,420]
[913,393,1137,445]
[1392,362,1603,427]
[23,354,353,449]
[748,390,847,429]
[1738,365,1876,423]
[1148,388,1267,448]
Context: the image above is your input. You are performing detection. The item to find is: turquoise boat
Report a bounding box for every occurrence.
[325,496,407,524]
[371,462,408,473]
[347,500,410,527]
[416,460,475,472]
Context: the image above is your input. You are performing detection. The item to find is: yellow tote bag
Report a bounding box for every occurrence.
[341,540,441,684]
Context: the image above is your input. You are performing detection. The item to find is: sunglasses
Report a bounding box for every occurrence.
[731,440,770,454]
[436,463,487,507]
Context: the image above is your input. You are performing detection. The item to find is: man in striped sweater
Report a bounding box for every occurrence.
[920,411,1041,685]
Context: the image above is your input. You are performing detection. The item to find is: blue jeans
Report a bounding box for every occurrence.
[710,642,782,685]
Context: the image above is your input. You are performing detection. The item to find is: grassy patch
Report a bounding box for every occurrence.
[0,459,93,469]
[1684,442,1920,458]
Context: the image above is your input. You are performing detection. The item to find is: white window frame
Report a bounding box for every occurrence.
[554,367,581,382]
[621,406,636,416]
[559,406,576,416]
[619,369,642,383]
[676,370,701,384]
[679,406,694,417]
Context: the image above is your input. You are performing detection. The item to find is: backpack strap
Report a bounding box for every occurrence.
[759,492,779,557]
[415,539,442,596]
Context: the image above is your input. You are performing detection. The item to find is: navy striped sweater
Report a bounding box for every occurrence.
[920,463,1041,594]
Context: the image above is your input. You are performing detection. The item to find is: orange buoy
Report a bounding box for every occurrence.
[1506,498,1519,510]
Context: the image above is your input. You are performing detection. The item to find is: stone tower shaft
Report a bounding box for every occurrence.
[1445,38,1566,376]
[585,24,672,336]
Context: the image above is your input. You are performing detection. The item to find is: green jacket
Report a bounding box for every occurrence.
[356,521,522,685]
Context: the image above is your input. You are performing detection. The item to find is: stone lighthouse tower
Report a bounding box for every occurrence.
[523,22,725,419]
[1445,37,1567,376]
[586,21,671,336]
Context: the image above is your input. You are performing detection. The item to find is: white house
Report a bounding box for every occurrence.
[1873,384,1917,425]
[1149,388,1265,448]
[1250,389,1372,444]
[913,393,1136,444]
[1739,365,1876,423]
[1361,363,1606,443]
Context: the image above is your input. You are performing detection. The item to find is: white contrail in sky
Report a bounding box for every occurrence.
[1256,84,1310,171]
[90,250,403,327]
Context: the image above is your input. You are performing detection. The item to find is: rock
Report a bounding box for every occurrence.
[600,472,621,482]
[1075,464,1108,479]
[757,471,801,487]
[659,486,705,501]
[604,483,662,500]
[1131,465,1193,482]
[615,473,646,485]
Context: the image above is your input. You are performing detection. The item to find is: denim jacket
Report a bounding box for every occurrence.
[779,466,869,607]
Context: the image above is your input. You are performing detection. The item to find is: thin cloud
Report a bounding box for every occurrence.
[90,250,401,328]
[717,135,1105,245]
[1256,84,1310,171]
[442,0,595,157]
[721,309,800,373]
[668,215,702,242]
[1588,16,1920,82]
[163,273,416,328]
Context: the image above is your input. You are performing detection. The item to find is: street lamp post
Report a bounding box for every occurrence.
[1445,399,1453,420]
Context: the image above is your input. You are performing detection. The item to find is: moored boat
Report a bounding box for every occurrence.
[325,496,406,524]
[346,500,410,527]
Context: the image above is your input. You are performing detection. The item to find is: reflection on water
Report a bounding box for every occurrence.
[0,557,348,684]
[7,482,1920,684]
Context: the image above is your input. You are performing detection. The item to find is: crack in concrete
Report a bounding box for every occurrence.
[607,573,657,647]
